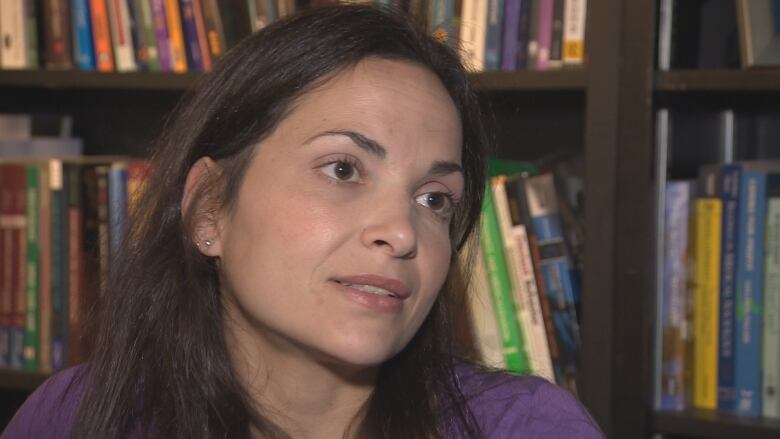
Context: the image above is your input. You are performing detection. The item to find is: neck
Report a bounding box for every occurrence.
[224,307,377,439]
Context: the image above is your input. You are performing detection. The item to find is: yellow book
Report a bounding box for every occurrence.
[692,198,722,409]
[164,0,188,72]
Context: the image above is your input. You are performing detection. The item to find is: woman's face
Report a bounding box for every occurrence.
[212,58,463,369]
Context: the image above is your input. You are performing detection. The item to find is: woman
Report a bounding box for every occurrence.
[4,5,604,438]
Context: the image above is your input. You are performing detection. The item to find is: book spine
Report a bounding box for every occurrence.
[127,0,149,70]
[693,197,722,409]
[734,170,767,417]
[500,0,520,71]
[533,0,553,70]
[0,166,11,368]
[483,0,504,70]
[42,0,74,68]
[504,176,555,381]
[108,163,128,263]
[479,186,529,373]
[191,0,212,71]
[0,0,29,68]
[548,0,564,68]
[525,174,581,389]
[463,242,507,368]
[106,0,138,71]
[164,0,188,72]
[199,0,225,62]
[38,163,53,374]
[562,0,586,64]
[9,165,26,370]
[457,0,486,72]
[50,160,67,371]
[179,0,205,71]
[515,0,533,69]
[67,164,84,367]
[150,0,172,71]
[718,164,740,413]
[660,181,692,411]
[763,197,780,418]
[90,0,116,71]
[71,0,97,70]
[137,0,160,70]
[96,166,110,297]
[23,164,40,371]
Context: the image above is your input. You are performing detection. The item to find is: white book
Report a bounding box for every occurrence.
[492,176,554,380]
[106,0,138,71]
[458,0,487,72]
[763,198,780,418]
[0,0,29,68]
[563,0,587,65]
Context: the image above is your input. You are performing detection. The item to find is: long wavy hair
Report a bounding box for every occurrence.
[70,4,489,438]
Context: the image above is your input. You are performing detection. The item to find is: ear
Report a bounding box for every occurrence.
[182,156,223,257]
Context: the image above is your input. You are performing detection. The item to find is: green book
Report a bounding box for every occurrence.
[137,0,160,71]
[23,164,40,371]
[479,186,530,373]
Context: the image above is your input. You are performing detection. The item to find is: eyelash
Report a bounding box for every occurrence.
[317,157,459,219]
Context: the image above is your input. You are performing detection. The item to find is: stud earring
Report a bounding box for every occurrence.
[204,239,213,247]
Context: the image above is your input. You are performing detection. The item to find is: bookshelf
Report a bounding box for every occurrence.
[3,1,778,439]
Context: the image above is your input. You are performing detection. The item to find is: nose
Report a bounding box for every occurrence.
[360,197,418,259]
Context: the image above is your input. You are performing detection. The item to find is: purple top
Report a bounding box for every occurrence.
[3,365,604,438]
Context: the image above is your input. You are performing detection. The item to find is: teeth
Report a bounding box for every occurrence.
[341,282,397,298]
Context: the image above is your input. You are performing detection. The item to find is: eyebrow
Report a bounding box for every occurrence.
[306,129,464,177]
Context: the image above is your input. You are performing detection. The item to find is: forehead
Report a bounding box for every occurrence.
[273,58,463,162]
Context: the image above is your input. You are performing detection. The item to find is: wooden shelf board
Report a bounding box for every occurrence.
[471,68,587,91]
[0,70,200,91]
[654,409,780,439]
[656,69,780,92]
[0,370,49,391]
[0,69,587,92]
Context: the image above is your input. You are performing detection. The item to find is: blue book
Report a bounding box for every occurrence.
[429,0,454,45]
[484,0,505,70]
[108,164,128,263]
[515,0,534,69]
[718,164,740,412]
[179,0,204,71]
[71,0,96,70]
[735,169,774,416]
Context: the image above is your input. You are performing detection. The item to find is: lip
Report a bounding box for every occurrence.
[333,274,412,299]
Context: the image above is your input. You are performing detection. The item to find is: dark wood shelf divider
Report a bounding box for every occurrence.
[656,69,780,92]
[471,69,587,91]
[0,371,49,392]
[654,410,780,439]
[0,70,201,91]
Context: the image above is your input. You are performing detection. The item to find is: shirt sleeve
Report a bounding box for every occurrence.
[1,366,85,439]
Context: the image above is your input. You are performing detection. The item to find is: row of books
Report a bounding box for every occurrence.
[0,0,259,72]
[457,0,587,72]
[464,161,583,395]
[0,156,149,373]
[657,0,780,70]
[0,0,587,73]
[658,160,780,419]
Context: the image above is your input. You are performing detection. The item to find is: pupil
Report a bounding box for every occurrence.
[336,162,353,179]
[428,194,443,209]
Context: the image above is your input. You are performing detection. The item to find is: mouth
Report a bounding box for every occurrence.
[333,274,411,300]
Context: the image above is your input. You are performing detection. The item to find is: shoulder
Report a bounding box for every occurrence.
[455,364,605,439]
[2,365,89,439]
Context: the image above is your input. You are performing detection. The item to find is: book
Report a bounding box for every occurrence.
[90,0,115,71]
[150,0,172,71]
[199,0,225,62]
[179,0,205,71]
[164,0,188,72]
[660,180,694,411]
[479,185,530,373]
[547,0,564,68]
[23,163,41,371]
[191,0,212,71]
[42,0,74,69]
[499,0,520,71]
[71,0,97,70]
[0,0,32,68]
[533,0,553,70]
[483,0,504,70]
[458,0,487,72]
[762,176,780,418]
[692,166,722,410]
[737,0,780,67]
[562,0,586,65]
[106,0,138,71]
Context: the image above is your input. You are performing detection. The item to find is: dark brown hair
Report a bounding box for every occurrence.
[70,4,488,438]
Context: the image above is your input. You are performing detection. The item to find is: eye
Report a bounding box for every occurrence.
[415,191,456,217]
[319,157,361,183]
